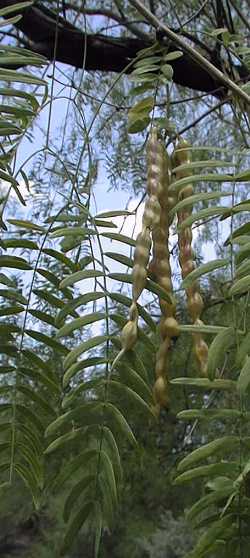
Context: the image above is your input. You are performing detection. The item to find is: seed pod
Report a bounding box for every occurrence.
[132,264,147,301]
[142,196,161,228]
[174,139,208,376]
[136,228,151,250]
[160,317,180,339]
[153,376,169,407]
[121,320,138,351]
[148,134,179,409]
[129,301,139,322]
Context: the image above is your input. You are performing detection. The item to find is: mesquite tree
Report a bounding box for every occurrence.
[0,1,250,557]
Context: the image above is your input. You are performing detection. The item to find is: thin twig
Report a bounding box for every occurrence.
[128,0,250,105]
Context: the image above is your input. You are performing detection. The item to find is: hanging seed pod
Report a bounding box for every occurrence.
[121,319,138,351]
[118,128,163,361]
[146,135,179,410]
[174,139,208,376]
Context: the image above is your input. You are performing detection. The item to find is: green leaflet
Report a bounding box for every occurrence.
[100,449,118,506]
[106,380,154,417]
[237,356,250,396]
[170,191,233,216]
[56,312,106,338]
[105,251,133,268]
[51,226,96,238]
[94,503,102,558]
[109,292,156,331]
[177,436,239,473]
[95,210,133,218]
[177,409,242,421]
[169,174,234,193]
[61,500,94,555]
[63,335,108,370]
[51,445,101,491]
[116,363,153,403]
[62,378,103,409]
[44,427,89,455]
[29,309,55,328]
[7,219,46,234]
[18,385,56,418]
[0,273,15,287]
[207,326,235,380]
[108,273,173,304]
[33,289,65,309]
[179,324,228,334]
[0,255,32,270]
[0,289,27,304]
[104,402,137,447]
[236,331,250,367]
[63,474,95,522]
[0,2,33,16]
[19,366,60,396]
[177,207,229,229]
[229,274,250,296]
[102,426,122,484]
[25,330,69,355]
[186,486,235,523]
[55,291,105,326]
[45,402,102,437]
[172,160,232,173]
[63,356,107,388]
[42,248,78,271]
[101,232,136,247]
[60,269,104,289]
[3,239,39,250]
[181,259,229,289]
[171,377,236,390]
[174,462,238,485]
[187,515,236,558]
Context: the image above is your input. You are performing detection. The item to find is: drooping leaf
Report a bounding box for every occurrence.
[181,259,229,289]
[237,356,250,396]
[207,327,235,380]
[177,436,239,473]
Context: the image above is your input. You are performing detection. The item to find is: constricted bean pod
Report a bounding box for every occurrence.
[147,135,179,411]
[173,139,208,376]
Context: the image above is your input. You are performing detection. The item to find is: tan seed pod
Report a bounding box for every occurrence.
[134,245,150,268]
[121,320,138,351]
[174,138,208,376]
[142,196,162,228]
[136,228,151,250]
[160,317,180,339]
[132,264,147,301]
[158,276,172,293]
[187,292,204,321]
[153,376,169,407]
[129,301,139,322]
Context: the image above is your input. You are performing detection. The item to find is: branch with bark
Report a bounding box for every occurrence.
[0,0,248,99]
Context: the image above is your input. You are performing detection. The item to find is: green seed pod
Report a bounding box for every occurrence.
[121,320,138,351]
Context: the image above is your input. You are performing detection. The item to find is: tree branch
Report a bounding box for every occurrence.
[0,0,248,100]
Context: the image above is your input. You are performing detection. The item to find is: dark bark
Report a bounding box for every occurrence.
[0,0,248,98]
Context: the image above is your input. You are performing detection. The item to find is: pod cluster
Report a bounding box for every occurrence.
[173,140,208,376]
[149,138,179,411]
